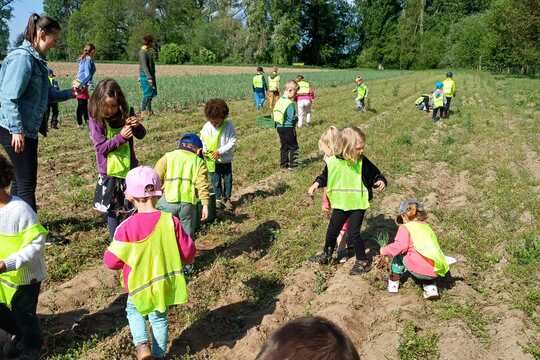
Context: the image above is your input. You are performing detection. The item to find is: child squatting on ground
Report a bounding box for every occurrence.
[200,99,237,211]
[255,316,360,360]
[0,154,48,360]
[104,166,196,360]
[154,133,211,239]
[353,76,368,112]
[379,199,450,300]
[318,127,350,263]
[273,80,299,170]
[89,79,147,242]
[308,127,387,274]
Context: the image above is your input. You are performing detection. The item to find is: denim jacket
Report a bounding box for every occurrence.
[76,56,96,87]
[0,40,73,139]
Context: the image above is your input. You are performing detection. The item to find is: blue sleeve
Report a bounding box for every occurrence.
[0,53,33,134]
[77,58,93,86]
[286,103,297,126]
[49,86,74,104]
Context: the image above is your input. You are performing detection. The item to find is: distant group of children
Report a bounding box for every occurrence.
[415,71,457,122]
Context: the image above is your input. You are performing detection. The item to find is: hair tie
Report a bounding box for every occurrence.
[33,14,40,22]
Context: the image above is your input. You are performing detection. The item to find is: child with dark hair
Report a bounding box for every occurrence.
[0,154,48,360]
[139,35,157,115]
[252,66,267,110]
[200,99,237,211]
[256,316,361,360]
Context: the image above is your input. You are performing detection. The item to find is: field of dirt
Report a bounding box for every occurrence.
[48,62,321,78]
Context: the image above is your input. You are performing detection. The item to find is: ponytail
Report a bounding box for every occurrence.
[25,13,61,45]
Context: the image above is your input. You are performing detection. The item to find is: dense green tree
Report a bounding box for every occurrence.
[44,0,86,60]
[0,0,13,58]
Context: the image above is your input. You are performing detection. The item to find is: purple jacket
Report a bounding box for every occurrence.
[89,116,146,176]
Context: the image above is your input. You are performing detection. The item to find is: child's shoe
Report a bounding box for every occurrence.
[422,284,439,300]
[349,259,371,275]
[309,253,331,265]
[336,249,348,264]
[387,279,400,293]
[3,335,20,358]
[136,342,152,360]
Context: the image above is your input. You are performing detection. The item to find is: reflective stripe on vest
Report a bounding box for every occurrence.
[297,80,310,95]
[404,222,449,276]
[201,121,227,173]
[433,91,444,108]
[253,74,264,88]
[163,149,205,204]
[325,156,370,211]
[0,224,48,307]
[107,212,188,315]
[268,76,280,91]
[272,97,294,124]
[356,84,367,100]
[106,124,131,179]
[443,79,454,97]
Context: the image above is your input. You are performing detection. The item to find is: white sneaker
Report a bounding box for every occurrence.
[423,284,439,299]
[387,279,400,293]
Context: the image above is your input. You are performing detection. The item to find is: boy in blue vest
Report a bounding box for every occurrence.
[200,99,237,211]
[273,80,299,170]
[252,66,268,110]
[0,154,48,360]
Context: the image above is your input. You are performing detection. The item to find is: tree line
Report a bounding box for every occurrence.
[1,0,538,74]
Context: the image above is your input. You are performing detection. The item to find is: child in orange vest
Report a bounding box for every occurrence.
[104,166,195,359]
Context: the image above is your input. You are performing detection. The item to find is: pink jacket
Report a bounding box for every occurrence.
[296,89,315,101]
[381,223,436,277]
[104,211,196,291]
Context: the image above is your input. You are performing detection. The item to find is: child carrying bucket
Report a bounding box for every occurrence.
[104,166,195,359]
[379,199,452,299]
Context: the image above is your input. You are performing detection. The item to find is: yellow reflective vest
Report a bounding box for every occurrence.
[355,84,368,100]
[201,121,227,173]
[107,212,188,315]
[268,75,280,91]
[106,124,131,179]
[433,91,445,108]
[404,221,449,276]
[272,97,294,125]
[0,224,48,307]
[325,156,370,211]
[163,149,206,204]
[252,74,264,89]
[443,78,456,97]
[297,80,310,95]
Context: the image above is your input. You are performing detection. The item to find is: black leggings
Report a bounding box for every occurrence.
[76,99,89,125]
[0,126,38,211]
[324,209,367,260]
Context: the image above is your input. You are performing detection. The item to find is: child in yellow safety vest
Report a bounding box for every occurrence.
[252,66,268,110]
[273,80,299,169]
[200,99,237,211]
[104,166,196,360]
[89,79,147,242]
[353,76,368,112]
[308,127,387,274]
[154,133,211,238]
[295,75,315,127]
[442,71,457,118]
[267,67,281,110]
[431,81,446,122]
[0,154,48,360]
[379,199,451,300]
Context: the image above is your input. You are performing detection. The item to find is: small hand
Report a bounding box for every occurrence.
[11,134,25,153]
[0,261,6,274]
[321,206,331,218]
[201,205,209,221]
[72,79,81,89]
[211,151,221,160]
[373,180,385,192]
[120,125,133,139]
[308,182,319,197]
[126,116,140,127]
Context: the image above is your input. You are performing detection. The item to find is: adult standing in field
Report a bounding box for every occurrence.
[139,34,157,116]
[267,67,280,110]
[252,66,267,110]
[296,75,315,127]
[73,43,96,129]
[0,14,74,215]
[442,72,457,118]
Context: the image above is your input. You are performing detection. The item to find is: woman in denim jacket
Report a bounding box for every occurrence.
[0,14,74,212]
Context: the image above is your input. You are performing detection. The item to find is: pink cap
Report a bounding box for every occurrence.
[124,166,163,198]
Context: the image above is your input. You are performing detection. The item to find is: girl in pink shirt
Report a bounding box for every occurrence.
[379,199,450,300]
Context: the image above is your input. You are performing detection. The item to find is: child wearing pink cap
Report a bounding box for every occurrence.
[103,166,195,360]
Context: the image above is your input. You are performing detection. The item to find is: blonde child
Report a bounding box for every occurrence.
[295,75,315,127]
[353,76,368,112]
[89,79,147,241]
[267,67,281,110]
[104,166,195,360]
[379,199,449,300]
[200,99,237,211]
[308,127,386,274]
[0,154,48,360]
[273,80,299,170]
[318,127,350,263]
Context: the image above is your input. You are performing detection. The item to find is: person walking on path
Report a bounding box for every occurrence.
[73,43,96,128]
[139,35,157,116]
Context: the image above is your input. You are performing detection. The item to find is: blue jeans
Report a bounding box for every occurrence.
[156,197,197,238]
[210,163,233,200]
[253,90,266,110]
[126,298,168,358]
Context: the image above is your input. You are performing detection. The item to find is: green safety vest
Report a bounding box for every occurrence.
[107,212,188,315]
[268,75,280,91]
[163,149,205,204]
[297,80,310,95]
[201,122,227,173]
[415,96,425,105]
[443,78,455,97]
[433,91,444,108]
[273,97,294,125]
[404,221,449,276]
[106,124,131,179]
[0,224,48,307]
[253,74,264,89]
[356,84,367,100]
[325,156,370,211]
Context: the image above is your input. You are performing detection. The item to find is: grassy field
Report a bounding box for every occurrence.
[1,69,539,359]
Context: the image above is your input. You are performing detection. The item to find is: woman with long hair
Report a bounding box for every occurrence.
[73,43,96,128]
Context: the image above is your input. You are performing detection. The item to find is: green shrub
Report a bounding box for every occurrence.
[193,47,217,64]
[160,43,190,64]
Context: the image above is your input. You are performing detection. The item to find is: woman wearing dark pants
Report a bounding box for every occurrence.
[139,35,157,115]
